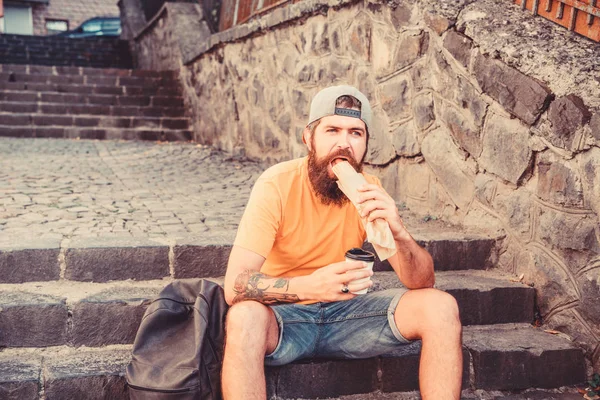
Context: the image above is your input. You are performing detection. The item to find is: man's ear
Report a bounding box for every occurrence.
[302,127,312,151]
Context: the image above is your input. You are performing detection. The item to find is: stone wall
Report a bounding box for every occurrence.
[127,0,600,370]
[132,2,211,70]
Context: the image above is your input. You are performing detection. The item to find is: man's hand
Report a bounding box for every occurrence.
[295,260,373,302]
[356,183,435,289]
[356,183,410,241]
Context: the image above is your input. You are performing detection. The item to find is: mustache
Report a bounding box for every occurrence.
[324,148,362,173]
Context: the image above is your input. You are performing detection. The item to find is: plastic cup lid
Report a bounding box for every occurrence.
[344,247,375,262]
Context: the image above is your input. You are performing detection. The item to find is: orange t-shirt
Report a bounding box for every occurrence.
[234,157,381,280]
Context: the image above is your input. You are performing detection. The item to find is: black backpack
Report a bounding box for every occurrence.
[126,279,229,399]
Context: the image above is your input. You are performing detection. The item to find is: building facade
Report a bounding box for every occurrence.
[0,0,119,35]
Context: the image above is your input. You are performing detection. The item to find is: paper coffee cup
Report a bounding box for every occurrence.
[344,248,375,295]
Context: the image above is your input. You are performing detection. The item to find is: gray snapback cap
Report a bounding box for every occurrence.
[307,85,372,133]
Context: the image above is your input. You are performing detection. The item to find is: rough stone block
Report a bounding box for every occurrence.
[479,113,532,185]
[473,54,552,124]
[464,324,586,390]
[173,234,234,278]
[271,358,378,399]
[537,208,599,253]
[380,344,469,392]
[439,101,482,157]
[380,352,420,392]
[590,113,600,140]
[547,95,591,149]
[347,19,372,62]
[581,147,600,216]
[412,92,435,131]
[372,270,534,325]
[0,240,61,283]
[423,12,452,35]
[379,74,411,123]
[447,284,534,326]
[65,237,169,282]
[0,356,41,400]
[44,349,130,400]
[71,287,159,346]
[443,30,473,68]
[0,291,68,347]
[368,232,497,272]
[391,120,420,157]
[366,107,396,166]
[421,128,475,210]
[492,188,532,236]
[536,153,583,207]
[394,31,428,70]
[391,3,412,28]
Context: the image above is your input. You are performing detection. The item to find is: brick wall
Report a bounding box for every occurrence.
[31,0,119,35]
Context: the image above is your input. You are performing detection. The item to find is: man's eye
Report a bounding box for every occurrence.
[352,131,363,136]
[327,129,336,133]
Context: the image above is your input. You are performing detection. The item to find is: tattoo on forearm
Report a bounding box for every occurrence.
[232,270,299,304]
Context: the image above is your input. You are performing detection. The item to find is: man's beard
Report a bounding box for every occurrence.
[307,146,364,207]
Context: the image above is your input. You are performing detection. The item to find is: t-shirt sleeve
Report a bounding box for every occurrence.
[234,176,281,258]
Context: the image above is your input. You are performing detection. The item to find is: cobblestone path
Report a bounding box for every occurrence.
[0,138,265,245]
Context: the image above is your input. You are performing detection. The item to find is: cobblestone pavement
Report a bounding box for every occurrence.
[0,137,265,245]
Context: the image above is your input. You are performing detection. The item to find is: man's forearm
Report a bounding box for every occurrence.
[232,269,301,305]
[392,236,435,289]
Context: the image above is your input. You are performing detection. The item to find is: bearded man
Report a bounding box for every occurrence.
[222,85,463,400]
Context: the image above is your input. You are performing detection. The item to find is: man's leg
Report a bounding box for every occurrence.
[394,288,462,400]
[222,301,279,400]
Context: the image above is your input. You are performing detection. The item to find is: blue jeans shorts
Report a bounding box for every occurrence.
[265,288,413,366]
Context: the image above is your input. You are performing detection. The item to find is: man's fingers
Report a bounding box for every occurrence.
[342,268,373,283]
[358,183,380,192]
[366,209,389,223]
[360,200,387,218]
[347,279,374,293]
[330,260,367,274]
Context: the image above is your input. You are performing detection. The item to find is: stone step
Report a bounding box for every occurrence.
[0,233,498,284]
[0,56,132,70]
[0,92,184,108]
[0,102,185,117]
[0,325,585,399]
[0,72,175,89]
[0,35,132,69]
[0,114,189,130]
[0,270,533,348]
[0,64,178,79]
[0,81,181,96]
[0,125,192,141]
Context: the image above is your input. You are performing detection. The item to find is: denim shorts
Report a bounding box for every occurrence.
[264,288,412,366]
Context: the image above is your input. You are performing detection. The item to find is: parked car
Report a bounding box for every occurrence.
[56,17,121,38]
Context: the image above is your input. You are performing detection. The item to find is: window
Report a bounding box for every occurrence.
[46,19,68,34]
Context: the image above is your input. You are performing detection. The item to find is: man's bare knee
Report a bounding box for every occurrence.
[225,301,278,355]
[418,289,461,336]
[395,289,461,340]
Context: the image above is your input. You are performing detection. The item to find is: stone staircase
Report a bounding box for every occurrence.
[0,34,132,69]
[0,64,192,142]
[0,230,587,399]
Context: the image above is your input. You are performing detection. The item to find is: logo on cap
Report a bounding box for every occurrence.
[334,107,361,119]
